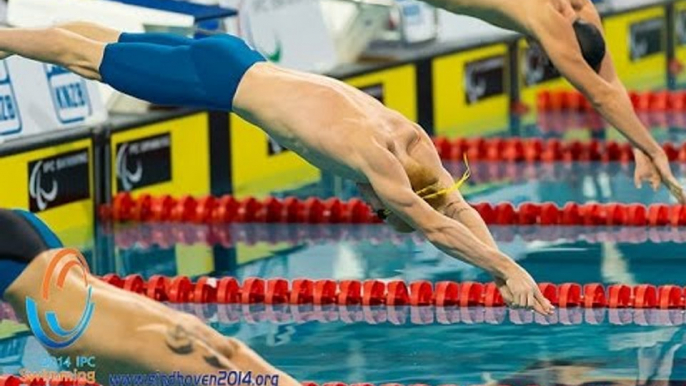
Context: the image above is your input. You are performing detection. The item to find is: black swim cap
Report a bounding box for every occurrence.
[573,19,606,72]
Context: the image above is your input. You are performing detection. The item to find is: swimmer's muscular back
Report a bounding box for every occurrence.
[233,63,440,183]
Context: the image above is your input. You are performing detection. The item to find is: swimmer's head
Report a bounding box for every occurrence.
[365,164,453,233]
[572,19,606,72]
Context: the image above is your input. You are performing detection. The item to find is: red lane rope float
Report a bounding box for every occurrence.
[433,137,686,163]
[103,194,686,227]
[95,275,686,310]
[102,193,380,224]
[475,202,685,227]
[536,89,686,113]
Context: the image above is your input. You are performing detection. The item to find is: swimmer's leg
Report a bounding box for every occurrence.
[0,27,105,79]
[52,22,194,46]
[0,27,264,109]
[56,21,122,44]
[0,23,192,60]
[53,22,194,46]
[0,22,118,64]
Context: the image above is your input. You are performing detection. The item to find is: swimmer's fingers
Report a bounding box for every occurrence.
[494,277,512,301]
[653,154,686,203]
[668,182,686,204]
[634,164,660,190]
[652,179,661,192]
[526,292,536,311]
[532,301,549,316]
[650,172,661,191]
[534,291,555,316]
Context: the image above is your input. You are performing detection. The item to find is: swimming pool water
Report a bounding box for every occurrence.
[3,115,686,384]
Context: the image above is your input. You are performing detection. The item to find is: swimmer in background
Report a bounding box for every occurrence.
[0,209,299,384]
[0,19,638,314]
[420,0,683,197]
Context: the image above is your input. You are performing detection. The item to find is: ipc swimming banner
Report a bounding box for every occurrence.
[110,113,210,198]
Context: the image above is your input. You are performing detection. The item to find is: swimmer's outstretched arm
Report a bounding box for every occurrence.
[360,145,553,315]
[3,251,299,385]
[442,193,497,249]
[573,4,671,193]
[441,190,527,307]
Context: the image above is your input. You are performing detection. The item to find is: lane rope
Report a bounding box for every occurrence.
[432,137,686,163]
[101,193,686,227]
[93,275,686,310]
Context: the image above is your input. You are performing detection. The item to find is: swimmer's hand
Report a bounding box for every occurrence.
[634,149,686,203]
[494,268,554,316]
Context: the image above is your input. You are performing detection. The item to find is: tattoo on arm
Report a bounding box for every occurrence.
[445,202,471,220]
[164,324,230,369]
[165,325,194,355]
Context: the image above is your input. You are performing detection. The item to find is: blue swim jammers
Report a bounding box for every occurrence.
[99,33,266,111]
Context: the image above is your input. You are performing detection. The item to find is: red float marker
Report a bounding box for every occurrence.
[314,280,338,305]
[583,284,606,308]
[434,281,459,307]
[338,280,362,305]
[409,281,433,306]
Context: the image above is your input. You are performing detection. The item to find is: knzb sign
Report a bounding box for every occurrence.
[44,64,92,124]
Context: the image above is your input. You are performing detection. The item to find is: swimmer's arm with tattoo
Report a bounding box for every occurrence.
[442,196,526,307]
[534,10,685,202]
[443,198,498,249]
[361,145,554,315]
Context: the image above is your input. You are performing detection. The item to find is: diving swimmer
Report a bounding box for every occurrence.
[420,0,685,197]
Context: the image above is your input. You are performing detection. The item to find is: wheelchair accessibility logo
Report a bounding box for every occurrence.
[44,64,92,124]
[26,249,96,349]
[0,61,22,135]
